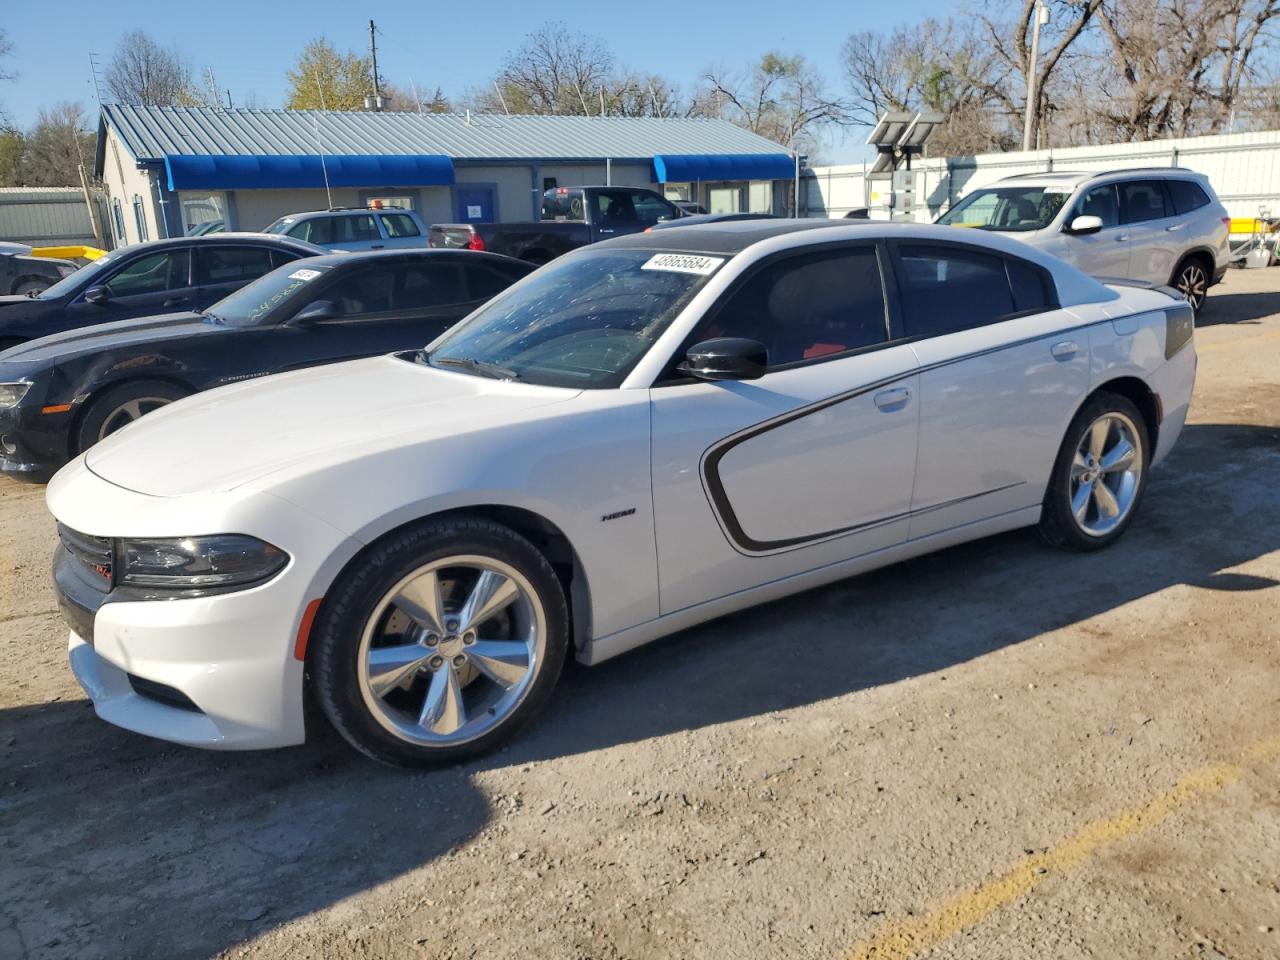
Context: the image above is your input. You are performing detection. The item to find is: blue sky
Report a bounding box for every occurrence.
[0,0,942,163]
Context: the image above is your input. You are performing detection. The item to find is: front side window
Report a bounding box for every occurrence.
[396,263,466,309]
[1120,181,1170,224]
[425,248,719,388]
[287,218,333,246]
[937,186,1071,232]
[104,249,188,297]
[688,247,888,368]
[196,246,275,285]
[894,244,1017,338]
[380,213,421,238]
[1074,184,1120,227]
[322,265,397,315]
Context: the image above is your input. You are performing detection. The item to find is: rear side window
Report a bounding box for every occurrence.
[1006,258,1054,313]
[196,246,275,285]
[894,244,1015,338]
[1120,181,1170,223]
[396,263,466,309]
[380,213,420,238]
[339,215,379,243]
[693,246,888,368]
[1167,179,1211,215]
[541,190,585,221]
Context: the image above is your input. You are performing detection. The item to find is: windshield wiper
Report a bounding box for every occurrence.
[427,354,521,381]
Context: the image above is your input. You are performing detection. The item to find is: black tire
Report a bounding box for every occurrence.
[1039,391,1150,552]
[311,515,569,768]
[1170,255,1211,314]
[74,380,189,453]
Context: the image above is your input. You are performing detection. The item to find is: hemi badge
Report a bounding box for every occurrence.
[601,507,636,522]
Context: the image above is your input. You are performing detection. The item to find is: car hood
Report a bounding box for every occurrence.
[0,295,44,318]
[84,354,581,497]
[0,312,214,364]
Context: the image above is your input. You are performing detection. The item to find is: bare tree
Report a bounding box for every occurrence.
[479,22,615,115]
[24,102,96,186]
[699,53,844,152]
[0,29,14,82]
[105,31,195,106]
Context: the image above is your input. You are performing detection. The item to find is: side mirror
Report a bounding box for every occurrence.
[84,286,110,304]
[1066,215,1104,235]
[291,300,338,324]
[680,337,768,381]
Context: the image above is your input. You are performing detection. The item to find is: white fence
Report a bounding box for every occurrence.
[802,128,1280,222]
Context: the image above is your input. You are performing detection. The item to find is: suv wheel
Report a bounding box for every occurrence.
[1172,257,1209,313]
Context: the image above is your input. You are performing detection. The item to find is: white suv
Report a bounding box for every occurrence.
[937,169,1230,312]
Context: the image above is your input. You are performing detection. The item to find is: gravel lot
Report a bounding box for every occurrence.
[2,267,1278,960]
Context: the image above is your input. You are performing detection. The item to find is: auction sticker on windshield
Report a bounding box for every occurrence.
[289,268,322,281]
[641,253,725,276]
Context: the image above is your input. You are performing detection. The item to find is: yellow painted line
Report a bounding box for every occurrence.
[1196,329,1280,353]
[843,734,1280,960]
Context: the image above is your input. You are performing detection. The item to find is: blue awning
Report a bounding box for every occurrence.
[164,154,456,191]
[652,153,796,183]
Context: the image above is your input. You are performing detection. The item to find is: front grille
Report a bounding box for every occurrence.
[57,524,113,588]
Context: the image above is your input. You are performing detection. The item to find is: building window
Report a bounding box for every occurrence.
[132,195,149,242]
[111,198,126,245]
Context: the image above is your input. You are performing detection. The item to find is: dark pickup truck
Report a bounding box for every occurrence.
[428,186,683,264]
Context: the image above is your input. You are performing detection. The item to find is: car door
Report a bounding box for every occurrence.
[891,241,1091,539]
[193,244,290,310]
[377,212,426,249]
[332,213,384,251]
[62,247,195,330]
[278,260,473,368]
[1059,183,1131,278]
[649,243,920,614]
[1119,180,1179,283]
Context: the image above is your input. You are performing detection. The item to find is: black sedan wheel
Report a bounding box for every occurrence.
[75,381,189,453]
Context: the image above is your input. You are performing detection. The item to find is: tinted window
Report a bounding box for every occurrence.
[104,250,188,297]
[1167,179,1210,215]
[339,214,379,242]
[1006,259,1054,313]
[196,246,275,285]
[1074,184,1120,227]
[632,193,676,224]
[380,213,421,238]
[895,244,1015,337]
[466,264,520,301]
[205,262,334,326]
[289,218,333,245]
[322,265,396,316]
[696,247,887,367]
[1120,180,1170,223]
[594,191,639,225]
[396,263,466,309]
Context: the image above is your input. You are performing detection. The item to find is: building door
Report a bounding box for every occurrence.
[455,186,495,224]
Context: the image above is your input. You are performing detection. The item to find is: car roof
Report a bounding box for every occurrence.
[996,167,1210,188]
[602,218,856,255]
[293,248,531,269]
[107,234,323,256]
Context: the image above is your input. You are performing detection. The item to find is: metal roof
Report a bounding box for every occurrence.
[99,104,790,165]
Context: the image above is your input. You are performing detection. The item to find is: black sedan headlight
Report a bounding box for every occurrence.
[118,535,288,589]
[0,382,31,407]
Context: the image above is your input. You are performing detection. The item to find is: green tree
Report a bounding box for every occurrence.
[285,38,371,110]
[0,127,26,186]
[24,103,96,187]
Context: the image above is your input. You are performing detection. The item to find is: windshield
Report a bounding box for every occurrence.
[204,262,333,326]
[937,186,1072,232]
[263,217,294,235]
[35,252,120,300]
[425,248,724,388]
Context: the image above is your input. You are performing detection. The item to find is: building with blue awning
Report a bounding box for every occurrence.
[95,105,797,246]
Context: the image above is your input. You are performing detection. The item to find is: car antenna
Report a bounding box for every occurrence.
[311,77,335,211]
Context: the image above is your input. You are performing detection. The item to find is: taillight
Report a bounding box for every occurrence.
[1222,216,1232,227]
[466,232,485,251]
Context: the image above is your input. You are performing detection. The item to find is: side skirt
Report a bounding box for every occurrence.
[578,505,1042,666]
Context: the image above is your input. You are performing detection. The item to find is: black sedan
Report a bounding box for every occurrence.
[0,234,322,351]
[0,249,533,481]
[0,244,80,296]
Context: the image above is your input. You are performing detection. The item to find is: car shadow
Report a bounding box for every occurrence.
[2,422,1276,959]
[1198,281,1280,326]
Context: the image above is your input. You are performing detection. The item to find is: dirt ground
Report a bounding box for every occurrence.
[2,267,1278,960]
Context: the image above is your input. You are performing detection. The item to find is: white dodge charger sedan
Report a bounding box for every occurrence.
[46,220,1197,767]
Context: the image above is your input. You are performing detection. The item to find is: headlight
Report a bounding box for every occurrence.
[118,535,288,589]
[0,382,31,407]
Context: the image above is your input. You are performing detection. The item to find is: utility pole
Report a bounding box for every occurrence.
[366,19,385,111]
[1022,2,1050,152]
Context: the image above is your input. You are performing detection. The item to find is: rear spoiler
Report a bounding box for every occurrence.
[1096,276,1185,302]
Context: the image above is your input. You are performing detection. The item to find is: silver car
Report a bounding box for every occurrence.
[937,168,1230,312]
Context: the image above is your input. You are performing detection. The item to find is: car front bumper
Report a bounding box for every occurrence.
[0,400,70,483]
[47,458,361,750]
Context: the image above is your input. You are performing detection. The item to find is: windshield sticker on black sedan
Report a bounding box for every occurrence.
[641,254,725,276]
[289,268,322,281]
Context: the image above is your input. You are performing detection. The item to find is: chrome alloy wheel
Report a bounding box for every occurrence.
[356,556,546,747]
[1070,412,1144,538]
[97,396,175,441]
[1175,261,1207,311]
